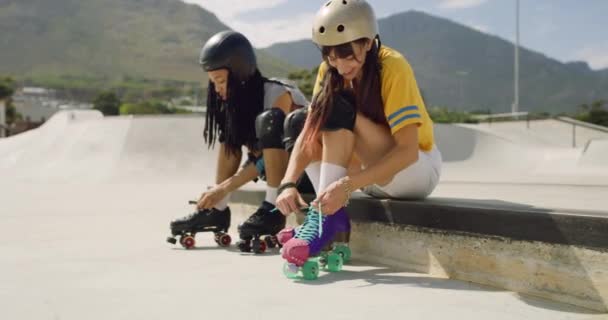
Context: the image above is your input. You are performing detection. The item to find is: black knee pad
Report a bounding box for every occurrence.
[323,90,356,132]
[255,108,286,149]
[282,108,308,152]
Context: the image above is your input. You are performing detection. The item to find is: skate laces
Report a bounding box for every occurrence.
[294,206,324,242]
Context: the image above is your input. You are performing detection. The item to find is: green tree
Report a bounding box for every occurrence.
[288,67,318,100]
[576,100,608,127]
[428,106,478,123]
[93,91,121,116]
[0,76,15,99]
[120,100,171,115]
[0,77,20,125]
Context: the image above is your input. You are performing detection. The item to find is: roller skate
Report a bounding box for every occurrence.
[281,207,352,280]
[277,207,351,247]
[236,201,286,254]
[166,201,231,249]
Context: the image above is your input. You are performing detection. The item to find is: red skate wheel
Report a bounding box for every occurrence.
[219,234,232,247]
[237,240,252,252]
[182,236,195,249]
[251,239,266,254]
[258,239,267,254]
[264,235,276,249]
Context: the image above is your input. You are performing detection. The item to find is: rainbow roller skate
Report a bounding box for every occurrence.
[281,207,352,280]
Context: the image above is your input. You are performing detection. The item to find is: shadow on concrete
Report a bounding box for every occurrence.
[292,262,500,293]
[516,293,604,315]
[347,194,608,313]
[170,246,281,257]
[231,189,607,313]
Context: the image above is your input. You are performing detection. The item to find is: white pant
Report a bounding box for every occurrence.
[361,146,442,199]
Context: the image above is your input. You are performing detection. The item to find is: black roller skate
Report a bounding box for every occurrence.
[236,201,285,254]
[166,201,231,249]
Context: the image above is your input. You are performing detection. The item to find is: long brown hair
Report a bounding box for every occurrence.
[301,37,386,155]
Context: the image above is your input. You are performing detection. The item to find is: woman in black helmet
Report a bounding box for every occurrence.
[168,30,309,253]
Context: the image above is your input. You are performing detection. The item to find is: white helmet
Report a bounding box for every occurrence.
[312,0,378,46]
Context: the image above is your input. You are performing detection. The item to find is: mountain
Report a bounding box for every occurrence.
[264,10,607,113]
[0,0,293,83]
[263,40,322,72]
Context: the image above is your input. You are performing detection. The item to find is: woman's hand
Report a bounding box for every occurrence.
[276,187,308,216]
[312,180,348,215]
[197,186,228,210]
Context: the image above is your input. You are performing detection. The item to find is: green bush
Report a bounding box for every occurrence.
[287,67,318,100]
[0,76,15,99]
[93,91,121,116]
[119,100,191,115]
[575,100,608,127]
[428,106,478,123]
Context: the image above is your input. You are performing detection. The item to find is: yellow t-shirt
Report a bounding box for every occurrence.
[312,45,435,152]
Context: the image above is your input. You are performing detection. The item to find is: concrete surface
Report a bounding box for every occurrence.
[435,124,608,187]
[1,111,607,318]
[432,182,608,212]
[1,183,606,320]
[460,119,608,148]
[581,139,608,167]
[350,221,608,312]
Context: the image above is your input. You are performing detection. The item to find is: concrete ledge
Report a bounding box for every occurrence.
[230,189,608,312]
[347,194,608,250]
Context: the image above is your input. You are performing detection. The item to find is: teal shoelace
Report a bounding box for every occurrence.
[271,205,324,241]
[294,205,324,242]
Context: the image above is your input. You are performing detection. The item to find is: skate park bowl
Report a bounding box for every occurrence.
[581,139,608,167]
[1,110,607,315]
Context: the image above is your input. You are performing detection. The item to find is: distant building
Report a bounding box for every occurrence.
[12,87,92,123]
[21,87,56,96]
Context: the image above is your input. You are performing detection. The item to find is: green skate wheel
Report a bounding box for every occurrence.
[333,245,351,263]
[283,263,299,279]
[326,253,343,272]
[301,260,319,280]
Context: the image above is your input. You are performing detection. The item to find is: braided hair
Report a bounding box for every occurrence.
[205,69,291,156]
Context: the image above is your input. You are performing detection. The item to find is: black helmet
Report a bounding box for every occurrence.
[199,30,257,82]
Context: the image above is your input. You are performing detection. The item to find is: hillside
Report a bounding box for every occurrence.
[265,11,607,113]
[0,0,293,84]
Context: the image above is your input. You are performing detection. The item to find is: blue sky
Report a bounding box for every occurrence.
[181,0,608,70]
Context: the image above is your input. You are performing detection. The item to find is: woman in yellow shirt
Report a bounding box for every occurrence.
[275,0,442,268]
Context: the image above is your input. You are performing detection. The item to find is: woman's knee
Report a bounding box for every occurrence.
[322,91,356,132]
[282,108,307,152]
[255,108,285,150]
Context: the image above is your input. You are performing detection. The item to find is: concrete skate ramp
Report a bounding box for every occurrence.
[0,110,131,183]
[435,123,548,174]
[0,111,605,185]
[434,123,539,163]
[455,119,608,148]
[109,116,217,183]
[2,112,608,314]
[0,110,219,184]
[580,139,608,167]
[433,123,608,184]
